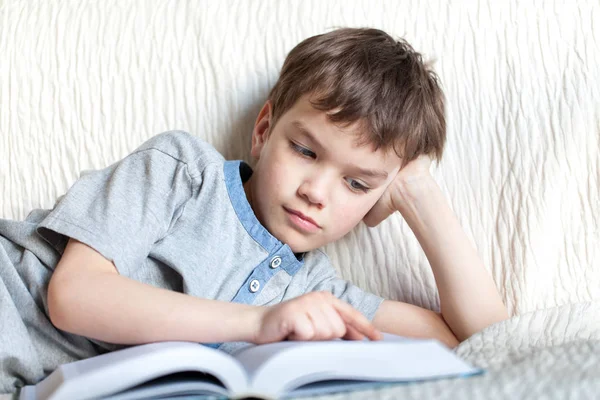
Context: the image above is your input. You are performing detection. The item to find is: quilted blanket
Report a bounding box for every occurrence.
[301,301,600,399]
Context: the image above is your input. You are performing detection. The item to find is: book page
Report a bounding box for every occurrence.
[229,333,414,372]
[234,337,480,398]
[28,342,249,400]
[230,333,418,374]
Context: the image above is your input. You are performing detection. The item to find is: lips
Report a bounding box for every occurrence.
[284,207,321,228]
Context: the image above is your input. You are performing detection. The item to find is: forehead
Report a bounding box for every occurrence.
[278,95,401,169]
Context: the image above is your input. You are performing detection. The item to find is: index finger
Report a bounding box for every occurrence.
[332,299,382,341]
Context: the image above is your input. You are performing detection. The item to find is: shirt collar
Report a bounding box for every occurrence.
[224,160,305,266]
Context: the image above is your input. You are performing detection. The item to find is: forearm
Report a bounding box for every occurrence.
[49,270,261,345]
[373,300,459,348]
[395,176,509,341]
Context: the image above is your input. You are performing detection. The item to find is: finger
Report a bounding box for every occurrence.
[342,324,365,341]
[308,306,347,341]
[306,292,350,340]
[333,300,382,341]
[304,308,333,340]
[319,304,347,339]
[287,313,315,341]
[345,316,382,341]
[303,307,331,340]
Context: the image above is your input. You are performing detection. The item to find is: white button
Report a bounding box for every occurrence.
[270,256,282,269]
[249,279,260,293]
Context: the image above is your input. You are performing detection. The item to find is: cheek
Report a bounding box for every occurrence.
[272,147,303,184]
[259,153,295,199]
[332,199,372,230]
[268,161,292,189]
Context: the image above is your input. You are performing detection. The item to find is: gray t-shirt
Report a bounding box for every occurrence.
[0,130,383,392]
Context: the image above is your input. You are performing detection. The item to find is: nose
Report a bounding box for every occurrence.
[297,171,330,208]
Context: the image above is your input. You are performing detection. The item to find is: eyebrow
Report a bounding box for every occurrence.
[290,120,389,180]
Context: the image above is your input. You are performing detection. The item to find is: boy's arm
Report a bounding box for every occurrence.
[48,239,380,345]
[365,156,509,344]
[373,301,459,348]
[48,239,260,344]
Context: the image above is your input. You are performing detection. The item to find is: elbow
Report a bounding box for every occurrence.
[499,307,510,321]
[444,332,460,349]
[432,312,461,348]
[480,305,511,332]
[438,313,469,347]
[441,321,460,349]
[445,307,511,344]
[47,272,78,332]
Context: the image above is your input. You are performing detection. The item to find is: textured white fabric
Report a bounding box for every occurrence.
[1,0,599,318]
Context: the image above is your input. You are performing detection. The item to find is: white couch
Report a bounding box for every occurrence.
[2,1,599,398]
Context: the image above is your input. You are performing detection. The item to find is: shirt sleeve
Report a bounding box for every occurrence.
[304,250,384,321]
[37,139,195,278]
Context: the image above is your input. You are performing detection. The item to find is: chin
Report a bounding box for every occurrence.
[289,243,315,254]
[271,227,317,253]
[280,234,309,253]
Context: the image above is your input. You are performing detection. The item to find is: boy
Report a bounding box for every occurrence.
[0,28,508,393]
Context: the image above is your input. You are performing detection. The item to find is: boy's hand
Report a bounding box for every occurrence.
[253,292,382,344]
[363,154,433,227]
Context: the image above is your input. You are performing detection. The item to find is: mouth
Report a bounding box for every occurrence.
[284,207,321,232]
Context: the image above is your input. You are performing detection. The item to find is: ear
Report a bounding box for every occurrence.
[250,100,273,159]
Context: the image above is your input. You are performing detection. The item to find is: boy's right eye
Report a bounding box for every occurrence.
[290,142,316,159]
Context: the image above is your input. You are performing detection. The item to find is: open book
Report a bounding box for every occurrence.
[20,334,482,400]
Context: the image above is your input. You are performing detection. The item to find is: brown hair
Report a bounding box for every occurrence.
[268,28,446,165]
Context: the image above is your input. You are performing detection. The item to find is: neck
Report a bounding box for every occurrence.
[243,177,254,211]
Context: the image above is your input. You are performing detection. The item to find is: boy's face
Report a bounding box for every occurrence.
[245,95,401,253]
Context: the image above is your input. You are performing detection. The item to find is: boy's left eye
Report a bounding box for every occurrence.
[290,142,316,159]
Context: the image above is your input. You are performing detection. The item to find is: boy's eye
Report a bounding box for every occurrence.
[346,178,370,193]
[290,142,316,159]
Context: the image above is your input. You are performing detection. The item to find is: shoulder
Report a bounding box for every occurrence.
[302,248,335,279]
[133,130,225,175]
[303,248,332,265]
